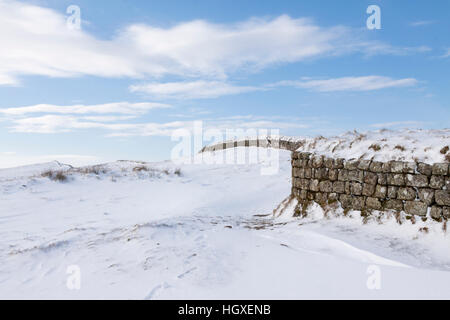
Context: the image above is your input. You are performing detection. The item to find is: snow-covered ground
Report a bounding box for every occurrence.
[1,147,450,299]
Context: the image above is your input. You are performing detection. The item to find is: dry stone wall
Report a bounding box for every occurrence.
[201,138,302,153]
[292,152,450,220]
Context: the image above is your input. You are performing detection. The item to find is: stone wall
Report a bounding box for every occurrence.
[201,138,302,153]
[292,152,450,220]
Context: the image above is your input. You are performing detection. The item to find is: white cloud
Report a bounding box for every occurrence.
[130,81,263,99]
[272,76,418,92]
[6,113,311,136]
[369,121,425,128]
[0,102,170,115]
[0,0,430,85]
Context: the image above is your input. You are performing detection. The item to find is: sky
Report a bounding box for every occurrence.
[0,0,449,167]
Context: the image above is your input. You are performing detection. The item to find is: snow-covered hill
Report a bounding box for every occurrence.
[1,147,450,299]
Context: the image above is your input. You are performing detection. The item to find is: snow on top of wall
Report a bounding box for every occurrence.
[296,129,450,164]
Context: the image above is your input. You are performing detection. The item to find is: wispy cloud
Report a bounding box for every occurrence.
[271,76,418,92]
[0,102,170,115]
[369,121,425,128]
[0,0,432,85]
[410,20,435,27]
[441,48,450,58]
[130,81,264,99]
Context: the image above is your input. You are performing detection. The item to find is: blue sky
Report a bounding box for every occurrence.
[0,0,449,167]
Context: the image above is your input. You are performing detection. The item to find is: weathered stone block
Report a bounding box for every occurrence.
[311,156,324,168]
[404,162,416,174]
[374,185,387,198]
[366,197,382,210]
[351,182,363,195]
[404,201,427,216]
[328,193,338,202]
[418,188,434,206]
[397,187,417,201]
[338,170,349,181]
[339,194,353,208]
[319,181,333,193]
[387,174,405,186]
[362,183,375,197]
[291,152,300,160]
[333,181,345,193]
[293,167,304,178]
[430,175,445,189]
[315,192,327,204]
[352,196,365,210]
[390,161,405,173]
[369,161,384,173]
[344,160,359,170]
[324,157,334,168]
[314,168,328,180]
[299,179,310,190]
[333,158,345,169]
[307,191,315,201]
[430,206,442,220]
[358,160,371,170]
[435,190,450,206]
[364,172,378,185]
[387,186,398,199]
[417,163,432,176]
[432,163,448,175]
[348,170,364,183]
[384,199,403,211]
[328,169,338,181]
[405,174,428,187]
[309,179,320,192]
[377,173,387,185]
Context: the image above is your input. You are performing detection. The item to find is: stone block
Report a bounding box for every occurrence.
[384,199,403,211]
[366,197,382,210]
[339,194,353,208]
[348,170,364,183]
[362,183,376,197]
[344,160,359,170]
[352,196,365,210]
[430,206,442,220]
[333,181,345,193]
[387,174,405,186]
[418,188,434,206]
[397,187,417,201]
[374,185,387,198]
[319,181,333,193]
[435,190,450,206]
[369,161,384,173]
[405,174,428,187]
[404,201,427,216]
[430,175,445,189]
[364,172,378,185]
[417,163,432,176]
[309,179,320,192]
[432,163,448,175]
[351,182,363,195]
[338,170,349,181]
[328,169,338,181]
